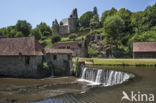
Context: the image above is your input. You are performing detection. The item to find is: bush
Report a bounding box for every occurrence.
[51,34,61,43]
[69,33,77,40]
[88,47,98,57]
[37,62,52,76]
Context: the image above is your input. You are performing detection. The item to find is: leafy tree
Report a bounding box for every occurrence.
[103,15,125,56]
[79,11,94,28]
[15,20,32,36]
[90,15,100,30]
[30,28,42,40]
[117,8,132,33]
[51,34,61,43]
[15,32,24,37]
[131,11,149,33]
[36,22,52,36]
[145,4,156,27]
[101,8,117,25]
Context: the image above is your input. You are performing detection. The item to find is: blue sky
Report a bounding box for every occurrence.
[0,0,155,28]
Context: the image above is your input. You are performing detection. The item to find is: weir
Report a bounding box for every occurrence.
[78,67,130,86]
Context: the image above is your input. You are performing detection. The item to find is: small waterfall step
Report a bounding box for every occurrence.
[78,67,131,86]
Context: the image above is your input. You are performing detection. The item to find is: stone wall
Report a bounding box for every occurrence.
[45,53,73,76]
[0,56,42,78]
[59,25,69,35]
[133,52,156,58]
[68,18,77,33]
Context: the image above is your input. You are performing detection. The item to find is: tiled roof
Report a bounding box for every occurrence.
[45,48,73,54]
[52,40,85,49]
[0,37,43,56]
[133,42,156,52]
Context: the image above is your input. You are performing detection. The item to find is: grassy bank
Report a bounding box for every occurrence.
[75,58,156,66]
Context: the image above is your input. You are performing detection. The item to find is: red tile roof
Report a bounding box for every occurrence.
[0,37,43,56]
[45,48,73,54]
[52,40,85,49]
[133,42,156,52]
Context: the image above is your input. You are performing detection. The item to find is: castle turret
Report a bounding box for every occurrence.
[70,8,78,19]
[52,19,59,34]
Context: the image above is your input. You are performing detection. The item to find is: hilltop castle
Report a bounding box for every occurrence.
[52,8,78,35]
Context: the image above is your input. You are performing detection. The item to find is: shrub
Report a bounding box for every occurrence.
[51,34,61,43]
[69,33,77,40]
[37,62,52,76]
[88,47,98,57]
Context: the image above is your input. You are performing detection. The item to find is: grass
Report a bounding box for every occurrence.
[39,37,52,48]
[73,58,156,66]
[61,33,87,42]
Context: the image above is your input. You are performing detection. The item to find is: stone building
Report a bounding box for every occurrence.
[51,40,88,57]
[52,8,78,35]
[133,42,156,58]
[0,37,73,78]
[0,37,43,78]
[44,48,73,76]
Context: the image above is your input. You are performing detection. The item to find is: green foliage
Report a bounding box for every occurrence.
[79,11,94,28]
[36,22,52,37]
[73,57,80,77]
[69,33,77,40]
[51,34,61,43]
[37,62,52,76]
[90,15,100,30]
[15,32,24,37]
[88,47,98,57]
[30,28,42,40]
[16,20,32,36]
[101,8,117,25]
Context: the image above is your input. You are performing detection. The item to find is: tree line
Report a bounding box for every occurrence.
[0,4,156,57]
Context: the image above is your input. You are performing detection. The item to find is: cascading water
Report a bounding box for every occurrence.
[78,67,131,86]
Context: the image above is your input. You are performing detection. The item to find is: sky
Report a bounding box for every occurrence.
[0,0,155,28]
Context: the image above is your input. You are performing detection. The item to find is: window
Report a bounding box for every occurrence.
[53,55,57,60]
[25,56,30,65]
[68,54,71,60]
[67,46,70,49]
[78,44,82,48]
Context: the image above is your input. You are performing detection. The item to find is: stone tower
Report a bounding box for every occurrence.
[52,19,59,34]
[52,8,78,35]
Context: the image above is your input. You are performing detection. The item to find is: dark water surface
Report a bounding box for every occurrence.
[0,66,156,103]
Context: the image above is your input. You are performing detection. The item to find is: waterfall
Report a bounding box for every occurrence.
[78,67,130,86]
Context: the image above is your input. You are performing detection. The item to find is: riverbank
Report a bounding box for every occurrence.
[75,58,156,66]
[0,77,82,103]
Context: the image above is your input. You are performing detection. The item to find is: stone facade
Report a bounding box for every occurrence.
[52,40,88,57]
[0,37,73,78]
[52,8,78,35]
[0,56,42,78]
[44,49,73,76]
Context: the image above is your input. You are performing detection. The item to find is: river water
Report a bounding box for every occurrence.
[0,66,156,103]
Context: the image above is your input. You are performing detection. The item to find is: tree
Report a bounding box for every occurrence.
[101,8,117,25]
[117,8,132,33]
[79,11,94,28]
[36,22,52,36]
[93,6,98,15]
[131,11,149,33]
[30,28,42,40]
[51,34,61,43]
[145,3,156,27]
[15,32,24,37]
[90,15,100,30]
[15,20,32,36]
[103,15,125,57]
